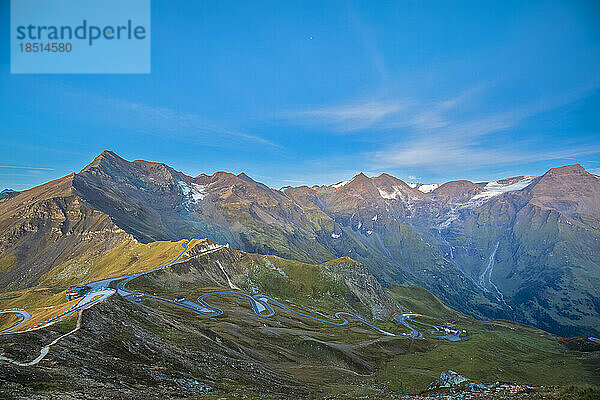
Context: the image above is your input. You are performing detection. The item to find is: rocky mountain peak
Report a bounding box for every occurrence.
[98,150,128,165]
[197,171,239,187]
[83,149,128,171]
[339,172,380,199]
[543,163,587,177]
[237,172,254,183]
[429,180,484,203]
[98,149,121,160]
[528,164,599,215]
[350,172,370,182]
[213,171,237,179]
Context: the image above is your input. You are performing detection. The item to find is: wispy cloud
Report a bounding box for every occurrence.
[62,90,282,150]
[347,7,388,82]
[280,85,486,133]
[123,101,281,148]
[284,100,410,132]
[0,165,54,171]
[372,141,600,171]
[369,84,600,171]
[283,81,599,171]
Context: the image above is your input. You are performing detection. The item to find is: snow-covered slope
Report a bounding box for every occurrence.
[471,176,536,201]
[408,183,440,193]
[418,184,440,193]
[332,180,350,188]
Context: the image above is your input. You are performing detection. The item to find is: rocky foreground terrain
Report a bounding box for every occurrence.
[1,241,598,398]
[1,291,599,399]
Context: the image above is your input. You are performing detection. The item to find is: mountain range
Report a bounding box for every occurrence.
[1,150,598,337]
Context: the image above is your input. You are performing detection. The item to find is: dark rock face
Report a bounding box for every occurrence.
[0,297,313,399]
[322,258,400,320]
[560,336,600,352]
[427,370,470,389]
[420,370,551,400]
[0,174,127,291]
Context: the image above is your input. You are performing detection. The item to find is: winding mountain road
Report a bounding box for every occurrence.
[393,313,423,338]
[0,311,83,367]
[0,241,193,335]
[0,309,31,333]
[28,289,116,332]
[404,315,469,341]
[0,239,468,366]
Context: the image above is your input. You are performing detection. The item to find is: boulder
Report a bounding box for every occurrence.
[427,370,470,390]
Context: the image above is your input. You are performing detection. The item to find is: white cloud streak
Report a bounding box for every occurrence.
[65,91,282,150]
[285,100,409,132]
[121,101,281,148]
[370,85,600,170]
[283,82,599,171]
[347,7,388,82]
[280,86,486,133]
[372,142,600,170]
[0,165,54,171]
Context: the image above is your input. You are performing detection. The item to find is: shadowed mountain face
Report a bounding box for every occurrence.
[0,174,127,291]
[67,152,498,322]
[1,151,598,336]
[418,164,600,337]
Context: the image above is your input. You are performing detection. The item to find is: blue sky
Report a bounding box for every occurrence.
[1,0,599,190]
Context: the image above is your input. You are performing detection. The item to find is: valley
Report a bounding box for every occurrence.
[1,236,598,399]
[0,151,599,398]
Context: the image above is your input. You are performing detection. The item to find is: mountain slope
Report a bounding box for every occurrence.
[0,174,128,291]
[65,152,497,321]
[284,174,504,319]
[73,151,337,262]
[427,165,600,336]
[1,151,597,336]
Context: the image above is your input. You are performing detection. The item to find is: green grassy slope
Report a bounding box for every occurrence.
[1,242,598,397]
[382,285,600,393]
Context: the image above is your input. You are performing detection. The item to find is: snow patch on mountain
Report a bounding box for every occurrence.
[432,176,537,228]
[178,181,191,195]
[178,181,207,208]
[408,183,440,193]
[471,176,536,201]
[332,180,349,188]
[331,233,341,239]
[378,186,404,199]
[418,184,439,193]
[190,184,207,201]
